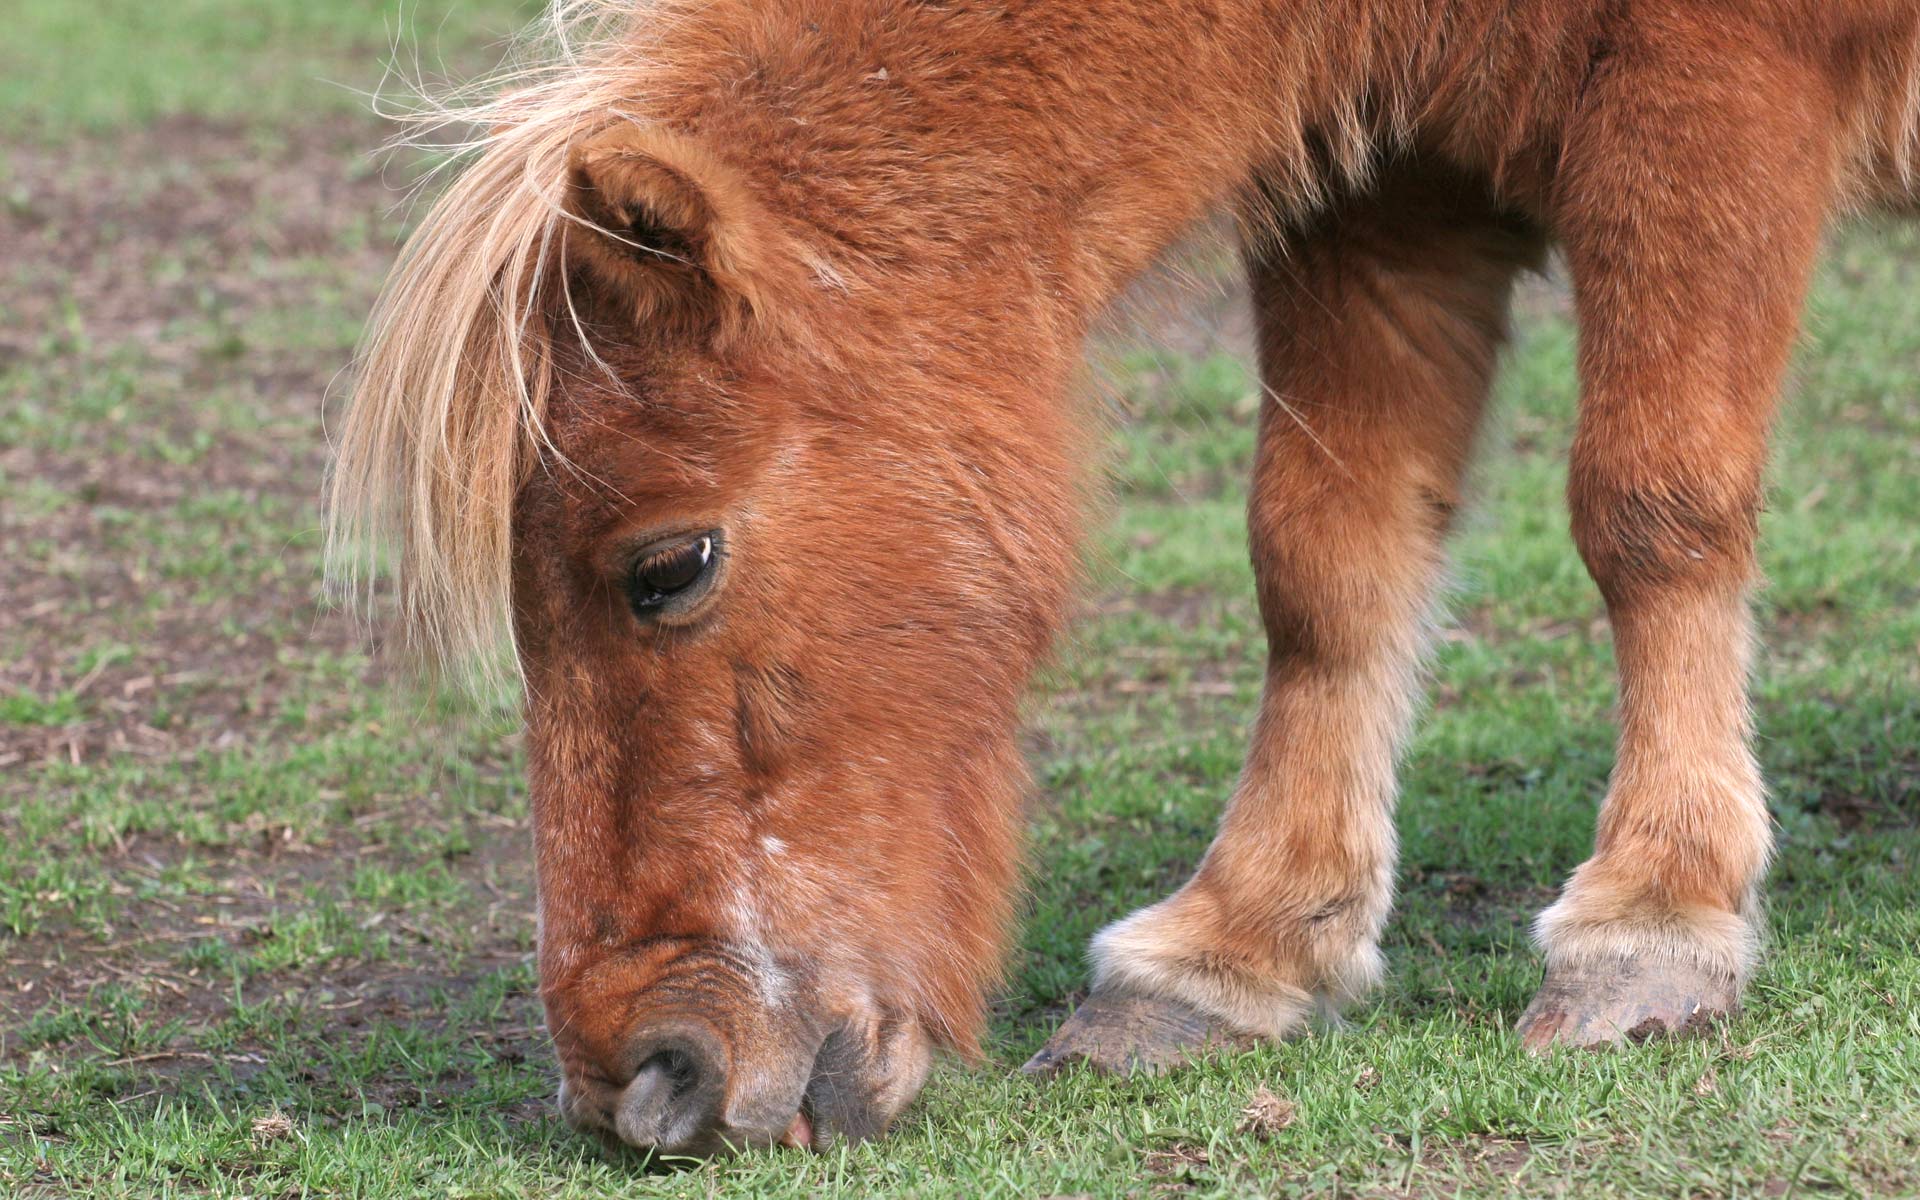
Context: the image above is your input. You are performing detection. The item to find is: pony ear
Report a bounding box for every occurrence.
[565,125,780,329]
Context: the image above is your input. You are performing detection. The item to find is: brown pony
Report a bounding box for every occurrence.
[327,0,1920,1156]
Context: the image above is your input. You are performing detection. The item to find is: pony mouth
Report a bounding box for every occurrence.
[778,1105,815,1151]
[561,1071,826,1155]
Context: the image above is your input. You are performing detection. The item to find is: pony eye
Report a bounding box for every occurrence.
[629,533,718,615]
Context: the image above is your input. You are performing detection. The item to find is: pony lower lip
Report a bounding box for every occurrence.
[779,1109,814,1150]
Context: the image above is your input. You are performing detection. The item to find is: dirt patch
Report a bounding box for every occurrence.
[1803,749,1920,831]
[0,786,540,1079]
[1,113,401,341]
[0,113,417,768]
[1045,587,1258,730]
[1,115,548,1098]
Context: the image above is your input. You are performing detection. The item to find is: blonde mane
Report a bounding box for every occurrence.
[326,1,692,692]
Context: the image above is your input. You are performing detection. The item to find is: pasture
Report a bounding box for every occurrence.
[3,1,1918,1195]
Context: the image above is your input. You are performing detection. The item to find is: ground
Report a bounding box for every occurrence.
[2,3,1917,1197]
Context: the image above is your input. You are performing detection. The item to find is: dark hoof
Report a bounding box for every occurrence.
[1517,957,1739,1052]
[1021,988,1247,1077]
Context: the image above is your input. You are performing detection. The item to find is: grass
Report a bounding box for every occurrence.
[0,0,538,137]
[2,3,1917,1196]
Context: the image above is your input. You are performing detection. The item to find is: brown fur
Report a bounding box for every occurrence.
[329,0,1920,1152]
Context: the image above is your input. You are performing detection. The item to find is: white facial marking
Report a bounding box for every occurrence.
[727,882,791,1011]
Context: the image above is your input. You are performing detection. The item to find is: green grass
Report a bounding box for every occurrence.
[0,0,539,136]
[2,4,1918,1197]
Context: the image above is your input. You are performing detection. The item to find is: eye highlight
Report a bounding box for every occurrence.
[628,531,720,617]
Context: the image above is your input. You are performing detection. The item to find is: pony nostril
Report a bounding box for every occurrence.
[642,1048,700,1102]
[612,1027,729,1152]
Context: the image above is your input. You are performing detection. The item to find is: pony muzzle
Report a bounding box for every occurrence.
[557,1006,826,1156]
[547,945,930,1156]
[613,1018,811,1154]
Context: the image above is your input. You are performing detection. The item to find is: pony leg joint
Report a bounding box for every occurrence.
[1519,26,1837,1051]
[1031,161,1542,1074]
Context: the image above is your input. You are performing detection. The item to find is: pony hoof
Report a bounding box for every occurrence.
[1517,957,1739,1052]
[1021,987,1244,1077]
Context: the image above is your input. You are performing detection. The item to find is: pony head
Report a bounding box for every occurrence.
[328,2,1083,1154]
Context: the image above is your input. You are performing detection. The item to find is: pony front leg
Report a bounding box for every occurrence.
[1517,21,1837,1049]
[1028,164,1541,1073]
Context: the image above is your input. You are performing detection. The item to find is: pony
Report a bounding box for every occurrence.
[328,0,1920,1155]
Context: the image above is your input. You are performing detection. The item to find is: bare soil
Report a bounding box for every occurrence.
[0,116,543,1089]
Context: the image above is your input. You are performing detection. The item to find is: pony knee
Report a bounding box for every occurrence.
[1567,465,1761,606]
